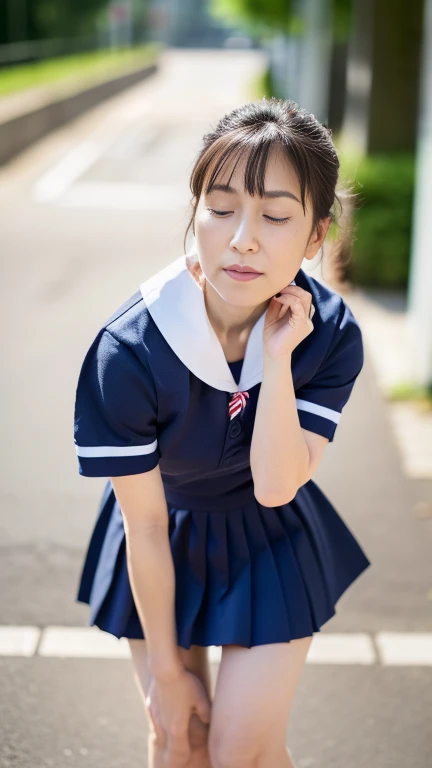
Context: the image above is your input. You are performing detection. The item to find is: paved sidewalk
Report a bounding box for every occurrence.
[346,289,432,481]
[305,255,432,482]
[0,48,431,768]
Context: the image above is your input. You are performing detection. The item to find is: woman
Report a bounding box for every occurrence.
[74,97,371,768]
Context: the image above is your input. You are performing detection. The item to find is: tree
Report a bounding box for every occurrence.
[32,0,110,39]
[0,0,112,44]
[210,0,299,38]
[210,0,352,42]
[341,0,424,153]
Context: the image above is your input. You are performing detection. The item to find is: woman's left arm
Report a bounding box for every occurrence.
[250,352,329,506]
[250,284,329,506]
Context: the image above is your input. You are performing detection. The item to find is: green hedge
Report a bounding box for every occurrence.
[338,151,415,289]
[227,68,416,291]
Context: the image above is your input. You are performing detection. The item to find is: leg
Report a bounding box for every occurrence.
[128,638,213,767]
[208,636,313,768]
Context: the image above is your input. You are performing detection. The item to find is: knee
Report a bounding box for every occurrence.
[148,713,209,752]
[208,730,258,768]
[188,712,210,750]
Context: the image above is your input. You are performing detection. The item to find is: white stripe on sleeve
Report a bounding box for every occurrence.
[295,399,341,424]
[74,440,158,458]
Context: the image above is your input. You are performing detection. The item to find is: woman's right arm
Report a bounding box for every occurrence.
[110,468,212,765]
[110,466,182,680]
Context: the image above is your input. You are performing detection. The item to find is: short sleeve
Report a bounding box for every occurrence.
[295,300,364,442]
[73,329,161,477]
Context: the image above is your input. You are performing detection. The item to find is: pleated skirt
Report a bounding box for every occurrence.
[76,479,370,649]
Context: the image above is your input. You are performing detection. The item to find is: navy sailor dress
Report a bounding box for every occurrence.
[74,253,371,649]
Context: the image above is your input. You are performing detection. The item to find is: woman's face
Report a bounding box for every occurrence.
[193,146,330,307]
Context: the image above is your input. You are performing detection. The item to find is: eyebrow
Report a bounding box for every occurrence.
[206,183,301,204]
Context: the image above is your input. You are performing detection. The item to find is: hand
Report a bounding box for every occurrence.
[145,667,212,767]
[263,284,314,360]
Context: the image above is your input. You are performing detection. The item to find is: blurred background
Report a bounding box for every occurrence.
[0,1,431,767]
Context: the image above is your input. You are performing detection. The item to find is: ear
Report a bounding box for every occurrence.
[304,217,332,261]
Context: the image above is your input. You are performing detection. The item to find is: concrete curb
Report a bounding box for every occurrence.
[0,61,158,167]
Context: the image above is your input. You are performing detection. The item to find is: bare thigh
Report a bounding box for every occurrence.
[128,638,212,746]
[128,638,212,698]
[208,636,313,766]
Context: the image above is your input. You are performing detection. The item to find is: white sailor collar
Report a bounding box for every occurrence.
[139,254,303,394]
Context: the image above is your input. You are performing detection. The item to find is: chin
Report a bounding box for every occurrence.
[222,285,267,308]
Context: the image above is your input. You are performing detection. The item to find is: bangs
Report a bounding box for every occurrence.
[194,128,309,215]
[184,98,341,253]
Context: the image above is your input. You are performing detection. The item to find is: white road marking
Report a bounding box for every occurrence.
[31,114,188,211]
[33,128,124,203]
[306,633,376,665]
[2,627,432,666]
[57,180,188,210]
[375,631,432,666]
[106,124,159,159]
[38,626,130,658]
[0,626,41,656]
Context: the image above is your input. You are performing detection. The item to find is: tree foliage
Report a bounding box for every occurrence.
[33,0,109,38]
[211,0,297,37]
[210,0,353,41]
[1,0,111,44]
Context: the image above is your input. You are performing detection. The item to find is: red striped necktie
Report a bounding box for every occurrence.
[228,391,249,420]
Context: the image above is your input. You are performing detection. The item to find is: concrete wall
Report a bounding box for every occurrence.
[0,62,157,166]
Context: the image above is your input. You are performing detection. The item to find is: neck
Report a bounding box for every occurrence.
[203,278,270,343]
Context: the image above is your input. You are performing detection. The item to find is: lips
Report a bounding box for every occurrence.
[224,264,263,274]
[223,267,263,282]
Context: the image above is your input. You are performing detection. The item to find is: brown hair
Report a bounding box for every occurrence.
[184,97,352,272]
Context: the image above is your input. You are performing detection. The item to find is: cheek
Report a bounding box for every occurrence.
[196,212,226,244]
[269,223,304,253]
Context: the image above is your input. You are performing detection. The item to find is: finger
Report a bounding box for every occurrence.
[265,296,285,325]
[274,293,309,318]
[150,714,166,743]
[188,713,210,750]
[276,284,310,297]
[275,294,311,330]
[266,298,289,327]
[144,699,166,742]
[166,729,191,767]
[195,696,212,725]
[275,286,312,315]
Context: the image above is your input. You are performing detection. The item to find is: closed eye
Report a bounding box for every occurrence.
[207,208,292,224]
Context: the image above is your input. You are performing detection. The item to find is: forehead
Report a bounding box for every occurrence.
[204,144,302,198]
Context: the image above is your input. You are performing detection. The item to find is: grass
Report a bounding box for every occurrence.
[0,42,162,98]
[248,64,274,100]
[387,381,432,412]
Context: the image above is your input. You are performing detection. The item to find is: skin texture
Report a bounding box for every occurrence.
[125,145,335,766]
[193,144,330,342]
[129,637,313,768]
[129,640,213,768]
[194,144,331,498]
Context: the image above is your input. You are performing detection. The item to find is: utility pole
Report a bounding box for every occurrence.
[407,0,432,388]
[296,0,333,123]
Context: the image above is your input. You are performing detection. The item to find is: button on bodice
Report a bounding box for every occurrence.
[229,421,242,438]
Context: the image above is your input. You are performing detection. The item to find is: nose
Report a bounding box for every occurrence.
[229,215,259,254]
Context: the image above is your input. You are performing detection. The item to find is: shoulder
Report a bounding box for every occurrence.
[296,268,360,330]
[101,289,154,352]
[86,283,166,374]
[97,257,186,356]
[292,269,363,376]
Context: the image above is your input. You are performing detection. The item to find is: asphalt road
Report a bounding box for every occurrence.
[1,48,431,768]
